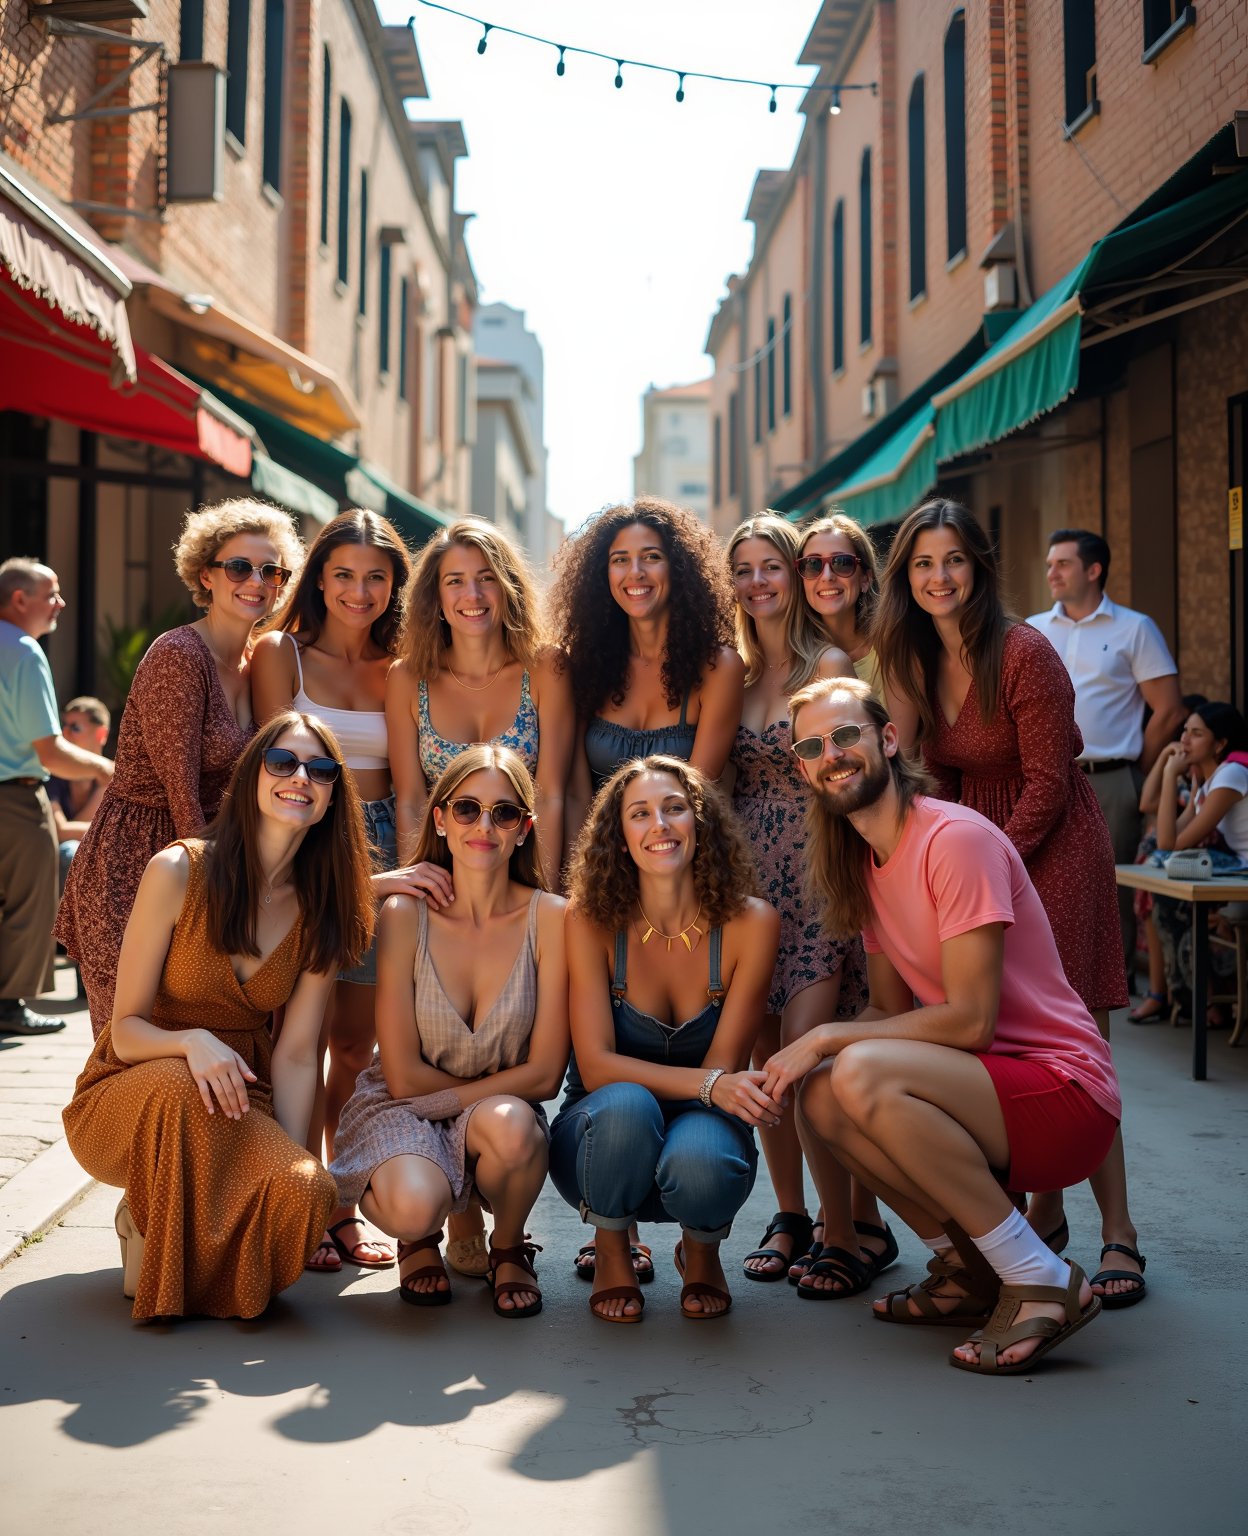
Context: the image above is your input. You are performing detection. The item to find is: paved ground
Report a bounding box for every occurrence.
[1,1004,1245,1535]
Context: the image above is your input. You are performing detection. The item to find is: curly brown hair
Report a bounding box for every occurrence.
[173,499,304,611]
[549,498,735,717]
[567,755,757,932]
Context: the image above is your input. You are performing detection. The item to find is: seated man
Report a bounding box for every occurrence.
[762,678,1122,1376]
[47,696,111,889]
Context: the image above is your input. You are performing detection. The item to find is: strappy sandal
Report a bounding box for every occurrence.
[795,1243,874,1300]
[488,1239,543,1319]
[854,1219,900,1280]
[875,1252,995,1326]
[743,1210,814,1283]
[397,1234,452,1308]
[950,1262,1101,1374]
[1090,1243,1147,1309]
[786,1219,825,1285]
[674,1240,732,1320]
[326,1216,396,1270]
[574,1241,655,1284]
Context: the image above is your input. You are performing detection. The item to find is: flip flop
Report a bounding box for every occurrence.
[950,1262,1101,1374]
[327,1217,396,1270]
[674,1241,732,1320]
[743,1210,815,1282]
[1090,1243,1147,1309]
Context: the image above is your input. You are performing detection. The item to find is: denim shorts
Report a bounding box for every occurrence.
[339,794,398,985]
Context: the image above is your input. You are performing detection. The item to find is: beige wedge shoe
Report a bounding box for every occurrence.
[114,1195,145,1300]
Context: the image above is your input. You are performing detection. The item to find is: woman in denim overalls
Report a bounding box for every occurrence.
[552,755,780,1323]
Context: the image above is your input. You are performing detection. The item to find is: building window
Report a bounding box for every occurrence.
[357,170,368,316]
[1063,0,1097,128]
[180,0,204,60]
[398,277,410,401]
[713,413,722,506]
[907,75,927,300]
[1142,0,1193,56]
[766,317,776,432]
[728,391,739,495]
[831,200,845,373]
[944,11,967,260]
[225,0,250,145]
[782,294,793,416]
[319,48,332,247]
[754,355,762,443]
[336,100,351,285]
[379,243,392,376]
[262,0,285,192]
[859,149,873,346]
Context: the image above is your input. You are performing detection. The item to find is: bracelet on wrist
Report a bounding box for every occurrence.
[698,1067,726,1108]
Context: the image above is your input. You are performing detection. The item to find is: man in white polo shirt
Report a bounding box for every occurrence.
[1028,530,1185,990]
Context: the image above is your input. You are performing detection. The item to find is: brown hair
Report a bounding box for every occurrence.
[203,711,374,974]
[790,677,934,938]
[871,498,1014,745]
[727,513,836,691]
[408,743,547,891]
[797,510,880,636]
[399,519,545,678]
[173,499,304,611]
[63,695,111,730]
[567,754,757,931]
[266,510,411,655]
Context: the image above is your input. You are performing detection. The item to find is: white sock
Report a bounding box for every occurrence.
[920,1231,952,1253]
[970,1208,1068,1289]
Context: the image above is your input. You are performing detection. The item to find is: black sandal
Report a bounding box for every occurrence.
[786,1220,825,1286]
[574,1241,655,1284]
[1090,1243,1147,1309]
[854,1220,899,1280]
[795,1243,874,1300]
[743,1210,815,1283]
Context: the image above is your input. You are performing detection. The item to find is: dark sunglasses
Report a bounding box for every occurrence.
[207,558,292,588]
[791,723,873,760]
[262,747,341,784]
[446,797,529,830]
[795,553,863,580]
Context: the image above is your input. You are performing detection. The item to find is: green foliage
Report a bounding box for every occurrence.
[96,604,189,712]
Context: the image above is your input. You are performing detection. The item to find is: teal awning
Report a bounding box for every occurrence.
[250,451,339,524]
[933,165,1248,463]
[831,403,937,528]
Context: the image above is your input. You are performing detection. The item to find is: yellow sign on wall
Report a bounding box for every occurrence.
[1231,486,1244,552]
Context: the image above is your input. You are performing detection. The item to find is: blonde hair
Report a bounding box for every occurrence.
[797,511,879,637]
[728,513,835,691]
[174,499,304,611]
[408,743,546,891]
[399,519,545,677]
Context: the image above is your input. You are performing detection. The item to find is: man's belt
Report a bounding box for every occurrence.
[1078,758,1132,775]
[0,776,43,787]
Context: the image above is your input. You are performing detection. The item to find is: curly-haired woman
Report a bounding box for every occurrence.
[550,497,745,855]
[796,512,884,701]
[330,744,569,1317]
[63,711,374,1320]
[552,755,779,1323]
[56,499,303,1036]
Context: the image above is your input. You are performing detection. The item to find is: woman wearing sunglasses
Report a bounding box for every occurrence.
[57,500,303,1037]
[553,755,778,1323]
[795,513,884,701]
[330,744,568,1316]
[62,711,374,1320]
[726,515,894,1297]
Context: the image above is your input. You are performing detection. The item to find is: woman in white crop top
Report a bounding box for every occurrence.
[253,511,452,1276]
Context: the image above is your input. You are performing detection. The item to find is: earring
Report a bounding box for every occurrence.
[516,838,525,846]
[436,827,446,837]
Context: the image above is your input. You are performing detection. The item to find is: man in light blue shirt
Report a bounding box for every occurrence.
[0,559,113,1035]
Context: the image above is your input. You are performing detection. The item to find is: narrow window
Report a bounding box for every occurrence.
[859,148,873,346]
[336,101,351,285]
[357,170,368,316]
[907,75,927,300]
[1063,0,1097,127]
[379,242,392,376]
[398,277,410,401]
[729,391,740,494]
[262,0,285,192]
[180,0,204,60]
[713,413,722,507]
[319,48,332,247]
[782,295,793,416]
[754,355,762,443]
[831,200,845,373]
[766,318,776,432]
[225,0,250,145]
[1143,0,1190,50]
[944,11,967,260]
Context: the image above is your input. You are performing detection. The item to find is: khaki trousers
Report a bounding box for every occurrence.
[1087,763,1144,987]
[0,783,58,999]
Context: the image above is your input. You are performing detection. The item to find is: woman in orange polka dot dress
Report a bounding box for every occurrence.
[63,711,374,1321]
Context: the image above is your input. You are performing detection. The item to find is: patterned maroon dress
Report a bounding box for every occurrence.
[732,719,867,1017]
[54,626,253,1035]
[922,622,1127,1012]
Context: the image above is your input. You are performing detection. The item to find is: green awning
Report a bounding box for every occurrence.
[831,403,938,528]
[250,451,339,524]
[933,165,1248,463]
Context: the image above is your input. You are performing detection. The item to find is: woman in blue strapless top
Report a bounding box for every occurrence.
[550,497,745,854]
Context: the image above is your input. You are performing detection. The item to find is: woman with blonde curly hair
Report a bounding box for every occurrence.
[795,511,884,700]
[551,755,779,1323]
[56,499,302,1034]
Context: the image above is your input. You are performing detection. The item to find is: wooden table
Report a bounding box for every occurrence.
[1115,864,1248,1079]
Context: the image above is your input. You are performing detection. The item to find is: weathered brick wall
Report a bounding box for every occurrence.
[0,1,95,201]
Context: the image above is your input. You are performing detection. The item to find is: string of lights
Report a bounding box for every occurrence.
[409,1,876,114]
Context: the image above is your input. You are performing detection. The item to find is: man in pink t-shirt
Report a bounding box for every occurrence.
[762,677,1121,1377]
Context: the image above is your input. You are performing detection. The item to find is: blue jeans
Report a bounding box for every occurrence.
[339,795,398,985]
[548,1081,757,1243]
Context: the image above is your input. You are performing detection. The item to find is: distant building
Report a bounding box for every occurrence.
[632,380,712,519]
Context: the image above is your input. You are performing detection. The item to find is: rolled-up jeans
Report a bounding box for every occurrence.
[548,1080,757,1243]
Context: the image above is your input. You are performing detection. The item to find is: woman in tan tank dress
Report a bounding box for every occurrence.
[63,711,374,1321]
[330,744,569,1317]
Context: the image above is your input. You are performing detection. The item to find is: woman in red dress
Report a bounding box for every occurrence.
[873,499,1145,1307]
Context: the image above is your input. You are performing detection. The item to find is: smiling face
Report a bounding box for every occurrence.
[792,692,895,815]
[318,541,395,633]
[732,535,793,626]
[432,766,531,869]
[438,542,502,639]
[907,526,975,620]
[798,531,867,624]
[619,769,697,874]
[607,522,671,621]
[257,722,337,828]
[200,533,283,625]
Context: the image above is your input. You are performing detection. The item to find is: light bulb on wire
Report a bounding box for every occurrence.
[829,85,842,115]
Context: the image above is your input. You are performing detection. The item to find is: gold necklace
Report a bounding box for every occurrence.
[764,653,793,671]
[637,902,704,953]
[447,661,504,691]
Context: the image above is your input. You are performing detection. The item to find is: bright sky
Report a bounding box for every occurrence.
[384,0,818,530]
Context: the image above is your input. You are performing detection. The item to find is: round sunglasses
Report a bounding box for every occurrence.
[795,553,864,580]
[262,747,341,784]
[445,796,530,830]
[207,558,293,588]
[790,723,873,760]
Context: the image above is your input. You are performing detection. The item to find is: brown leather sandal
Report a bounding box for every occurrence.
[488,1239,543,1319]
[674,1240,732,1320]
[875,1252,995,1326]
[589,1284,646,1324]
[396,1233,452,1308]
[950,1262,1101,1375]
